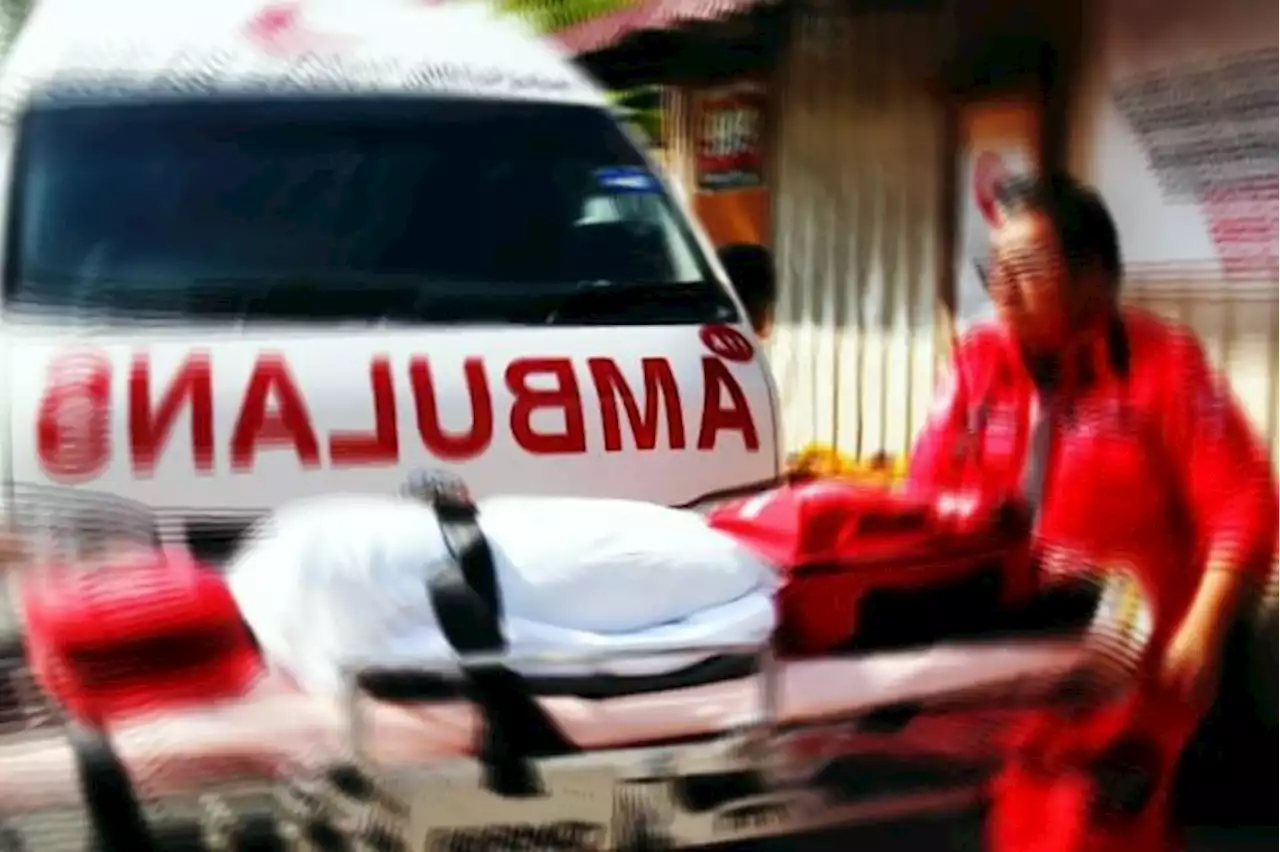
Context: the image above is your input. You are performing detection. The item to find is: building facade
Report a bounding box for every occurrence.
[572,0,1278,469]
[1066,0,1277,470]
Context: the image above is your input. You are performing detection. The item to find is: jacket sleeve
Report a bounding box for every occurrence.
[906,354,969,495]
[1161,333,1278,581]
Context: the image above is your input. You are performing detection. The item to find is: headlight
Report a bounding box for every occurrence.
[4,485,159,566]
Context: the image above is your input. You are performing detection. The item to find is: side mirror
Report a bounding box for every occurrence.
[717,243,777,340]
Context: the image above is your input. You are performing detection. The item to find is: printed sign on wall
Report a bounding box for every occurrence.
[696,82,765,192]
[954,98,1042,328]
[1075,0,1278,282]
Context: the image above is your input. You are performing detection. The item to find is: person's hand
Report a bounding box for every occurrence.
[1158,617,1223,710]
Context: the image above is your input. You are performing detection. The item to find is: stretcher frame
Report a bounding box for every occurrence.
[334,634,1121,852]
[0,485,1152,850]
[0,577,1149,852]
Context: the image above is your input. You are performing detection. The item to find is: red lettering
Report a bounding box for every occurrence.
[410,357,494,461]
[129,353,214,475]
[697,356,760,451]
[588,357,685,452]
[36,351,113,482]
[506,357,586,454]
[230,354,320,470]
[328,357,398,467]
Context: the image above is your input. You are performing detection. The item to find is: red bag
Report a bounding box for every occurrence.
[707,480,1035,654]
[21,548,263,724]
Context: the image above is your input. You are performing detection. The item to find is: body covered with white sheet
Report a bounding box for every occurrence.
[0,492,1148,835]
[226,495,779,694]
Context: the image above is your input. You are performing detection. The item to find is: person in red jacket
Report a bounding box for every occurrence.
[908,173,1278,852]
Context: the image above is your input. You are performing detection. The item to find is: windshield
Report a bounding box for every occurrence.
[3,96,735,326]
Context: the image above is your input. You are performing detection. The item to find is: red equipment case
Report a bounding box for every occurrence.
[707,479,1037,654]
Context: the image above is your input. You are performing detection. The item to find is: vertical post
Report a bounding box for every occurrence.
[1039,0,1083,174]
[660,85,696,200]
[343,666,366,766]
[936,0,963,367]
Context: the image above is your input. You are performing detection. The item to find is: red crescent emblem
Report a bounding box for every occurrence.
[973,151,1009,226]
[244,4,300,47]
[699,325,754,363]
[243,3,352,56]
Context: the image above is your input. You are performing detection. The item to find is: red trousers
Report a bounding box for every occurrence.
[989,684,1202,852]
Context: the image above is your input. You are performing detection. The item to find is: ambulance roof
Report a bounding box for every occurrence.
[0,0,608,117]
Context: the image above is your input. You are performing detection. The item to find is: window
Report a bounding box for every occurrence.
[5,96,735,326]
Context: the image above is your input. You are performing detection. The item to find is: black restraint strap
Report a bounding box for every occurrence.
[69,723,157,851]
[427,495,578,796]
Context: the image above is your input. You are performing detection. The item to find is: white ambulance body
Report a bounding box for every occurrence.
[0,0,780,557]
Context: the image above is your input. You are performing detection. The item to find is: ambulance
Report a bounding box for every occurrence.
[0,0,782,563]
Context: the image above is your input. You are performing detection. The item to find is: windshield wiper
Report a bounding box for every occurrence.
[542,280,736,326]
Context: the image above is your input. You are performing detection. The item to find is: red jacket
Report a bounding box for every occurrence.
[908,308,1277,646]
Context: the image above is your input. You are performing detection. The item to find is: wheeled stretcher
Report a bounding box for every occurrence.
[0,489,1152,852]
[0,628,1140,851]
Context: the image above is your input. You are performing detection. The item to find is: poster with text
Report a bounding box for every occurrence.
[695,82,765,192]
[1073,0,1277,282]
[955,100,1042,329]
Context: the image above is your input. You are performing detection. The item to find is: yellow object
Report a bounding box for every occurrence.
[784,444,907,485]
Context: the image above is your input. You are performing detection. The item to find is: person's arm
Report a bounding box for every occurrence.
[906,352,970,495]
[1158,332,1278,702]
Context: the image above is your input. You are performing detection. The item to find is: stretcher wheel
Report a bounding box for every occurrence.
[0,632,25,725]
[147,822,204,851]
[0,821,25,852]
[325,762,375,801]
[0,622,22,663]
[302,817,350,851]
[67,722,156,852]
[0,581,28,726]
[227,813,289,851]
[150,815,285,852]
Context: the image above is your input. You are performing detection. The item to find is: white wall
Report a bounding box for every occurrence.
[1070,0,1276,275]
[1068,0,1279,464]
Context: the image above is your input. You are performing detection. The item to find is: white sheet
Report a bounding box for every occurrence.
[226,495,778,694]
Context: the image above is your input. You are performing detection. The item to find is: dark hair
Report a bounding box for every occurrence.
[995,172,1123,294]
[717,243,777,335]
